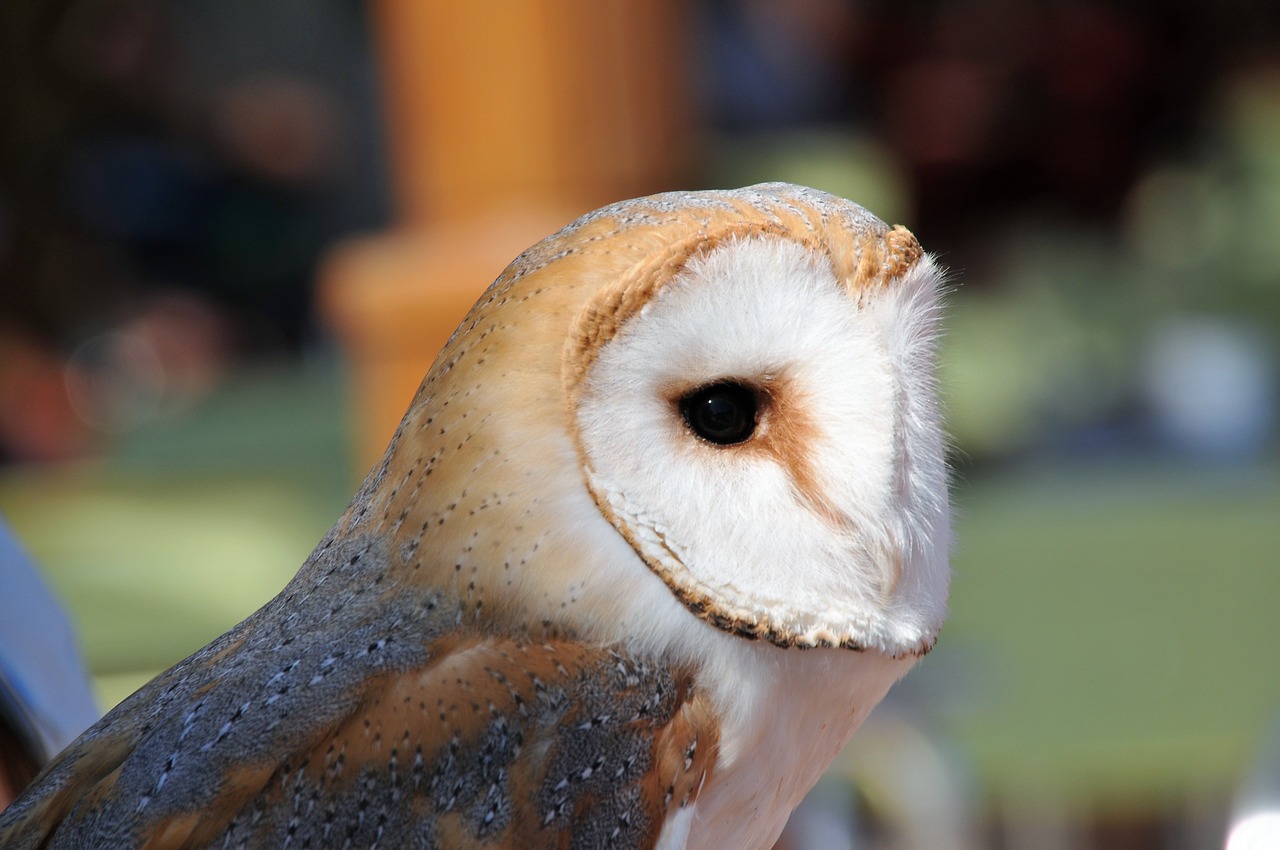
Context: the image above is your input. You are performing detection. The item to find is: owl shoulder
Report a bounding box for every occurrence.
[0,630,718,850]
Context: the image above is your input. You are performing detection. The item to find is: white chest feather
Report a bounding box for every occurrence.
[681,643,912,849]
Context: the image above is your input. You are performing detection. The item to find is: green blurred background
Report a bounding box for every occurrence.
[1,2,1278,848]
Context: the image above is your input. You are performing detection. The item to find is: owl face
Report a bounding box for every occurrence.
[374,183,948,663]
[569,233,948,655]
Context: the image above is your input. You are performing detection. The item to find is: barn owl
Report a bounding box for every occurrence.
[0,183,950,850]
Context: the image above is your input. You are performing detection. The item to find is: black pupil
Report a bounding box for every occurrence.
[680,382,757,445]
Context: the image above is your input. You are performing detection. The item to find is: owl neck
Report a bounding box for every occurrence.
[685,642,914,849]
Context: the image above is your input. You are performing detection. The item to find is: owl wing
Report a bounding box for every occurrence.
[0,636,718,850]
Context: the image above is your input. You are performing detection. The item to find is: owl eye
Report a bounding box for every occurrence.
[679,381,758,446]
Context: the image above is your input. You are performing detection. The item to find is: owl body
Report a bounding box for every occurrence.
[0,184,949,849]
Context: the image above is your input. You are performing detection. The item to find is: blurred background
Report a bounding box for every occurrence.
[0,0,1278,847]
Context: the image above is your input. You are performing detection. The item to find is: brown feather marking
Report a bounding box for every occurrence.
[756,378,855,535]
[0,733,134,850]
[118,757,278,850]
[137,812,198,850]
[883,225,923,278]
[642,689,719,814]
[180,638,719,850]
[561,220,792,402]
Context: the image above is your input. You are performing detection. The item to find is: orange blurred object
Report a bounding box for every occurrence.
[320,0,691,470]
[371,0,690,224]
[0,329,95,463]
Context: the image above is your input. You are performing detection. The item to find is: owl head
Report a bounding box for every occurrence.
[360,182,949,664]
